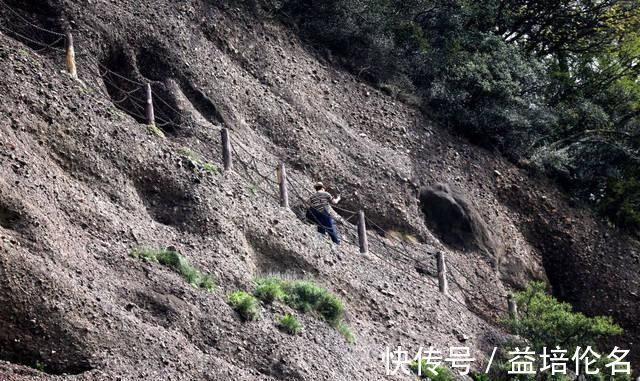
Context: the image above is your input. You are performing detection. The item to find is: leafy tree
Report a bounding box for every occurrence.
[599,175,640,233]
[259,0,640,234]
[497,283,627,381]
[505,282,623,353]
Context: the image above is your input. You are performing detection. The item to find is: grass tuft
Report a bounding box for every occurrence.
[409,364,454,381]
[254,277,287,303]
[202,162,219,174]
[129,247,216,291]
[252,276,353,342]
[176,148,220,175]
[228,291,261,321]
[199,274,216,291]
[282,280,345,324]
[177,147,199,161]
[278,313,303,335]
[336,320,354,344]
[147,124,166,138]
[130,247,159,262]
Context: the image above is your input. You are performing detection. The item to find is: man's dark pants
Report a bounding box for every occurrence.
[306,208,340,244]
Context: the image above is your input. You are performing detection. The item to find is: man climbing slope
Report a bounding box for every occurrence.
[307,182,342,244]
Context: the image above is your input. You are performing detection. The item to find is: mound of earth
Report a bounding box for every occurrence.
[0,0,638,378]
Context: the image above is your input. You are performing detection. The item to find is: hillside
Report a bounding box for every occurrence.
[0,0,638,379]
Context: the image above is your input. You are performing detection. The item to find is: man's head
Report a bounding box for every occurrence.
[314,182,324,191]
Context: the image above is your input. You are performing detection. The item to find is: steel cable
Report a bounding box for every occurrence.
[151,89,184,119]
[0,23,64,52]
[0,0,65,37]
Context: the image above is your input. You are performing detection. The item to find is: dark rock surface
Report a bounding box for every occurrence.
[419,183,497,256]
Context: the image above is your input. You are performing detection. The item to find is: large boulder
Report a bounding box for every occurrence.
[419,183,499,264]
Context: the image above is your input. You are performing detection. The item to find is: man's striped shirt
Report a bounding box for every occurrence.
[310,191,333,213]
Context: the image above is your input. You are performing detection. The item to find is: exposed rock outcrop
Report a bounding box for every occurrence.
[420,183,498,255]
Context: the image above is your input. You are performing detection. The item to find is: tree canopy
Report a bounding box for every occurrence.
[506,282,623,352]
[260,0,640,232]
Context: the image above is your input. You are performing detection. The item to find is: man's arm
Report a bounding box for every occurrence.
[327,206,346,224]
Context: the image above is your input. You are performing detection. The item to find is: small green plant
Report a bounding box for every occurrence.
[228,291,261,321]
[199,274,216,292]
[202,162,219,174]
[129,247,159,262]
[495,282,625,381]
[147,124,166,138]
[278,313,303,335]
[176,148,221,175]
[177,147,199,161]
[282,280,345,324]
[254,277,287,303]
[251,277,353,342]
[410,363,454,381]
[336,320,354,344]
[129,247,216,291]
[471,372,492,381]
[32,361,46,373]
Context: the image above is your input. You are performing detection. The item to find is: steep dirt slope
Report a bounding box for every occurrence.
[0,0,638,379]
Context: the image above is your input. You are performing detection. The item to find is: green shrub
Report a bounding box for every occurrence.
[282,280,345,324]
[282,280,324,313]
[278,313,303,335]
[316,293,345,324]
[410,364,454,381]
[155,249,183,268]
[228,291,261,321]
[498,282,624,381]
[252,277,353,342]
[599,176,640,234]
[587,357,632,381]
[254,277,286,303]
[129,247,216,291]
[505,282,623,353]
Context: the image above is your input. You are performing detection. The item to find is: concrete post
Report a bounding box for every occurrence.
[436,251,448,295]
[357,210,368,254]
[221,128,232,171]
[145,83,155,126]
[65,32,77,79]
[277,162,289,208]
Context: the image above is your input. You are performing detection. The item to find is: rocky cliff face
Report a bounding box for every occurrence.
[0,0,638,379]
